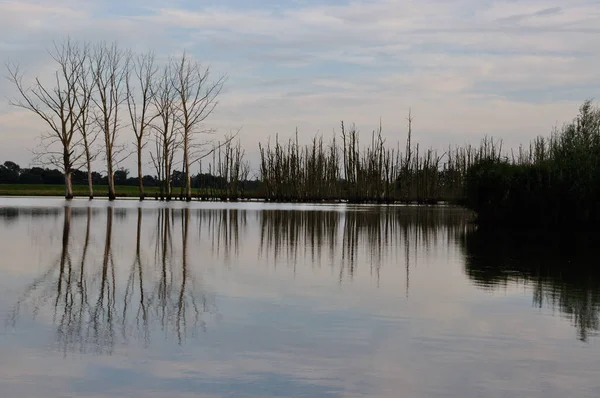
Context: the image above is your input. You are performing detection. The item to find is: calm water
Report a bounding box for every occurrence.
[0,198,599,398]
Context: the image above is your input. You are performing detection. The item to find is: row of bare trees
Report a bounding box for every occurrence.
[7,38,228,200]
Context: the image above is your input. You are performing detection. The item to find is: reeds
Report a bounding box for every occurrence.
[257,116,500,204]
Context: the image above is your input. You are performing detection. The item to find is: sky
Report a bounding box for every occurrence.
[1,0,599,174]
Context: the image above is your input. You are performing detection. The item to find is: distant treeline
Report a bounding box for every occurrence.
[0,161,260,192]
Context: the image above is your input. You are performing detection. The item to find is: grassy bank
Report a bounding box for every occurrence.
[0,184,259,200]
[0,184,160,197]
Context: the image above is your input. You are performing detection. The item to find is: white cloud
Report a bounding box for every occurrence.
[1,0,599,170]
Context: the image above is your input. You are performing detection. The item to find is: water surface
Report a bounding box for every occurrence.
[0,198,599,398]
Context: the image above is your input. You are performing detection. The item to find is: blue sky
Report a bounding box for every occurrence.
[1,0,599,171]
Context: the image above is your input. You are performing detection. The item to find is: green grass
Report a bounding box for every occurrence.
[0,184,247,199]
[0,184,161,197]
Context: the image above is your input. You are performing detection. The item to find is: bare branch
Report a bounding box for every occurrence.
[171,52,227,200]
[5,39,87,198]
[91,41,128,200]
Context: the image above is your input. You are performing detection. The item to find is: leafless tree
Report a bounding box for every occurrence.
[91,42,128,200]
[151,64,180,200]
[74,42,100,199]
[6,38,86,199]
[172,52,225,201]
[126,50,158,200]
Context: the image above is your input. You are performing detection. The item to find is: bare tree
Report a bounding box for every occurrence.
[91,42,128,201]
[74,42,100,199]
[151,64,179,200]
[6,38,86,199]
[126,51,158,200]
[172,52,225,201]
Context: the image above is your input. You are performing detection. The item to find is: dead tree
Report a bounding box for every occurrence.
[6,39,86,199]
[91,42,128,200]
[74,42,100,199]
[126,51,157,200]
[172,53,225,201]
[151,64,180,200]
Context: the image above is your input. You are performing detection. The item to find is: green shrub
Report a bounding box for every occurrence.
[465,100,600,226]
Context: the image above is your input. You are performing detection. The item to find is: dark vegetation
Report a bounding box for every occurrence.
[464,100,600,226]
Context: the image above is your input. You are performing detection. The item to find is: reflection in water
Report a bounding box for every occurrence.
[6,203,600,355]
[196,209,247,261]
[259,207,469,287]
[4,202,600,397]
[8,206,216,355]
[461,228,600,342]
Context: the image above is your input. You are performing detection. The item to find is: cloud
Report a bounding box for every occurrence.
[1,0,599,169]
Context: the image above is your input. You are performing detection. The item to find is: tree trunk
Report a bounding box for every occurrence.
[106,149,116,201]
[85,147,94,199]
[165,160,172,201]
[137,142,145,201]
[87,167,94,200]
[65,171,74,200]
[163,142,171,201]
[184,138,191,201]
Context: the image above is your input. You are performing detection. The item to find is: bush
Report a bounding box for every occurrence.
[464,100,600,226]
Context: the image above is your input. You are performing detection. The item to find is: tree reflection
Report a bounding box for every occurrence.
[56,207,91,354]
[460,228,600,342]
[197,209,247,261]
[8,206,216,356]
[258,206,470,287]
[7,203,600,348]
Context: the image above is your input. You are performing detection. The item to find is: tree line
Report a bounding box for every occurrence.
[7,39,600,213]
[2,38,501,204]
[0,159,260,194]
[6,38,232,200]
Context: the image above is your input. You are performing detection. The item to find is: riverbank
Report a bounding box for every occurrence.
[0,184,465,205]
[0,184,161,198]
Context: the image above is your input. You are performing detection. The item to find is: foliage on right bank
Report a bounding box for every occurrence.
[464,100,600,226]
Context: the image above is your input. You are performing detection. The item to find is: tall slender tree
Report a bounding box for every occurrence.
[151,64,179,200]
[126,50,157,200]
[91,42,128,201]
[74,42,99,199]
[172,52,225,201]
